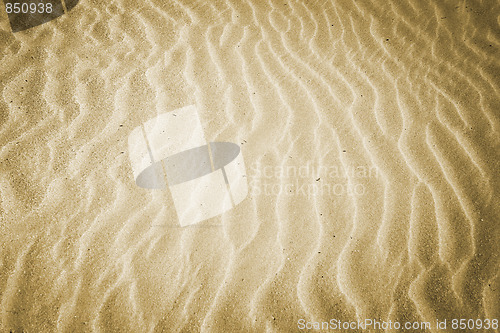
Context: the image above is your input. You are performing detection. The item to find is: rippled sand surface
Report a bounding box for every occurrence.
[1,0,499,332]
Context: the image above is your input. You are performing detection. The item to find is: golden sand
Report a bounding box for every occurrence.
[0,0,499,331]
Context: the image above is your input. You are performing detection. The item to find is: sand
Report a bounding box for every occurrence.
[0,0,499,332]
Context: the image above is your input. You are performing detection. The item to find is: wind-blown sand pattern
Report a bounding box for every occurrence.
[1,0,499,331]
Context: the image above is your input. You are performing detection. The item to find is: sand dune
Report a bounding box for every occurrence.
[0,0,499,331]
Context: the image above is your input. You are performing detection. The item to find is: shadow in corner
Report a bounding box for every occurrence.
[3,0,80,33]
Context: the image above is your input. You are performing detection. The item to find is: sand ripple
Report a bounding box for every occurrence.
[1,0,499,331]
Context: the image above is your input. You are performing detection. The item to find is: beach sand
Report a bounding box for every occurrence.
[0,0,499,331]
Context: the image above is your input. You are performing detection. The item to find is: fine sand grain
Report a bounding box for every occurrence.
[1,0,499,332]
